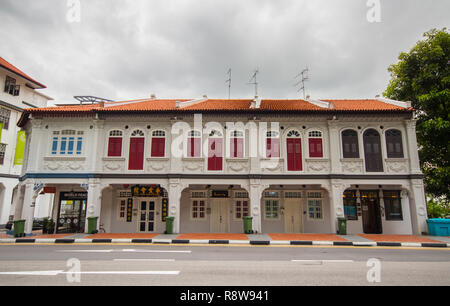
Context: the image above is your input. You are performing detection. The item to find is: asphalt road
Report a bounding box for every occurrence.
[0,244,449,286]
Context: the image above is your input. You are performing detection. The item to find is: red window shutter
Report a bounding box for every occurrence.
[208,138,223,171]
[230,138,244,158]
[129,138,145,170]
[151,137,165,157]
[236,138,243,158]
[188,138,201,157]
[108,137,122,157]
[309,138,323,158]
[266,138,280,158]
[287,138,302,171]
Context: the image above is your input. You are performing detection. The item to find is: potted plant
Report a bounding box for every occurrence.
[46,219,55,234]
[42,218,49,234]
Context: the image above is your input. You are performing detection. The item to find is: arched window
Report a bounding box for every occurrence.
[131,130,145,137]
[385,129,404,158]
[363,129,383,172]
[129,129,145,170]
[208,129,223,171]
[107,130,123,157]
[187,130,201,158]
[230,130,244,158]
[151,130,166,157]
[341,129,359,158]
[286,130,302,171]
[308,130,323,158]
[266,131,280,158]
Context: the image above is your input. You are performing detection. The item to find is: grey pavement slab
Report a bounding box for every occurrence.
[431,236,450,243]
[65,234,90,239]
[338,235,373,242]
[153,234,180,240]
[247,234,272,241]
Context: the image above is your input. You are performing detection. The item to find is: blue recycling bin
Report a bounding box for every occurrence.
[426,219,450,236]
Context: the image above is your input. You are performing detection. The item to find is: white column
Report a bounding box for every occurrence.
[405,120,421,174]
[13,185,24,220]
[20,183,36,234]
[0,182,14,224]
[327,120,341,174]
[249,179,267,234]
[400,189,413,234]
[168,178,184,233]
[90,119,105,172]
[327,180,347,234]
[84,181,102,233]
[27,119,44,172]
[409,179,428,235]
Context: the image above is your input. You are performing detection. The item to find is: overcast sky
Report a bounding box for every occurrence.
[0,0,448,105]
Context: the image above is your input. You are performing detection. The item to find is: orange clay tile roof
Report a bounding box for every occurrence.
[24,98,410,113]
[18,98,412,127]
[323,99,404,111]
[0,56,46,89]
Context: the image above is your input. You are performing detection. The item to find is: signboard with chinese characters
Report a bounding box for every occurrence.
[161,198,168,222]
[212,190,229,198]
[131,185,162,197]
[126,198,133,222]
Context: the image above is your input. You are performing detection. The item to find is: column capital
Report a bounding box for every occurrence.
[92,118,105,130]
[404,119,417,130]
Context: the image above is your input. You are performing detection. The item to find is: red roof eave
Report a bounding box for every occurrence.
[0,57,46,89]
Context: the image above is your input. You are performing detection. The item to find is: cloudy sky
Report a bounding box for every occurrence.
[0,0,448,105]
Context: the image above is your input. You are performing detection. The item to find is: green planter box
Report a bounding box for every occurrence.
[87,216,98,234]
[243,216,253,234]
[14,220,25,238]
[337,217,347,235]
[165,216,175,234]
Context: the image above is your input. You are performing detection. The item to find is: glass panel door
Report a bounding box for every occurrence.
[139,200,155,232]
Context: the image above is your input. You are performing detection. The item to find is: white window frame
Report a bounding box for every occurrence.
[233,191,250,221]
[229,130,245,158]
[306,191,324,221]
[186,130,202,158]
[107,130,123,157]
[307,130,324,158]
[117,190,131,221]
[51,130,84,156]
[263,191,280,221]
[150,129,167,157]
[190,190,207,221]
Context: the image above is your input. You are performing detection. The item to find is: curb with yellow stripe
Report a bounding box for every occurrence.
[0,238,449,248]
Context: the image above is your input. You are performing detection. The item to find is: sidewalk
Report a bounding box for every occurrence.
[1,232,449,248]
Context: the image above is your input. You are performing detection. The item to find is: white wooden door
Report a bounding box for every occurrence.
[210,198,229,233]
[284,199,302,233]
[138,199,156,232]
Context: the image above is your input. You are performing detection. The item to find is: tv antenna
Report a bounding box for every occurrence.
[294,67,309,99]
[225,68,232,99]
[247,68,259,97]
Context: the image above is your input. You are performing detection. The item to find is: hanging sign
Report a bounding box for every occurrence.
[60,191,87,200]
[161,198,168,222]
[212,190,229,198]
[43,187,57,194]
[14,130,26,165]
[126,198,133,222]
[131,185,162,197]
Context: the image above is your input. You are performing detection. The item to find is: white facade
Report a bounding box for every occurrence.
[0,59,52,225]
[14,99,428,235]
